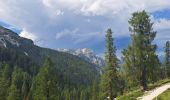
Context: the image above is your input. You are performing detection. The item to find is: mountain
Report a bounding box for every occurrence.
[0,26,33,48]
[57,48,105,70]
[0,25,99,86]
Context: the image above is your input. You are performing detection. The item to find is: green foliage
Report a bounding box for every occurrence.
[80,90,86,100]
[165,41,170,77]
[7,84,21,100]
[90,80,99,100]
[148,78,170,90]
[0,78,8,100]
[39,47,99,86]
[0,64,12,100]
[117,78,170,100]
[0,46,100,100]
[117,89,143,100]
[22,72,32,100]
[100,29,119,100]
[123,10,160,90]
[32,58,59,100]
[7,67,23,100]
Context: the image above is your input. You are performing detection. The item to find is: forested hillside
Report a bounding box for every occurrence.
[0,26,100,100]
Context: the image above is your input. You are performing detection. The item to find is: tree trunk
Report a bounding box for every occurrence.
[109,82,114,100]
[141,67,147,90]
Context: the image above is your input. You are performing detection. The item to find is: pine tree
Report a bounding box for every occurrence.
[90,80,99,100]
[32,57,59,100]
[122,47,140,87]
[7,67,23,100]
[0,78,8,100]
[71,88,79,100]
[64,89,71,100]
[7,84,21,100]
[100,29,119,100]
[80,90,86,100]
[123,10,159,90]
[0,64,11,100]
[2,64,11,83]
[21,72,31,100]
[165,41,170,77]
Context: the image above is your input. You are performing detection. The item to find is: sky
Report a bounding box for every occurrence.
[0,0,170,58]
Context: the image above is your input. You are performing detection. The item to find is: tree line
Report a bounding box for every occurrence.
[0,57,100,100]
[100,10,170,100]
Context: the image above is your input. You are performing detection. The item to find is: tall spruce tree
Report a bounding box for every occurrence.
[7,67,23,100]
[123,10,159,90]
[90,80,99,100]
[21,72,31,100]
[32,58,60,100]
[100,29,119,100]
[165,41,170,76]
[0,64,11,100]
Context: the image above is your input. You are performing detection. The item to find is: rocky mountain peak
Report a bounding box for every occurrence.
[57,48,105,70]
[76,48,93,55]
[0,26,33,48]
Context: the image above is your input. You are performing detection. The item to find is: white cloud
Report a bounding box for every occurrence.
[42,0,83,11]
[153,19,170,48]
[0,0,170,53]
[154,19,170,31]
[42,0,170,16]
[56,28,79,39]
[74,32,103,44]
[56,28,103,44]
[20,30,37,41]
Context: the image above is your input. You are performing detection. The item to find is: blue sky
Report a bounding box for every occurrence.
[0,0,170,58]
[152,9,170,20]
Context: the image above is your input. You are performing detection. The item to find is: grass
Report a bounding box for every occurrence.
[148,78,170,90]
[117,89,143,100]
[117,78,170,100]
[153,89,170,100]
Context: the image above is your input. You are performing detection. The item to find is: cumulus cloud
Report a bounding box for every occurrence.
[20,30,37,41]
[56,28,80,39]
[154,19,170,31]
[152,18,170,49]
[0,0,170,54]
[42,0,170,16]
[56,28,103,44]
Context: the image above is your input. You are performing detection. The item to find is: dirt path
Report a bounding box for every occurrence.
[138,82,170,100]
